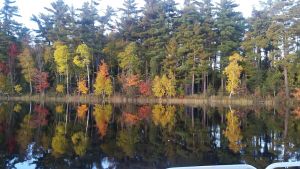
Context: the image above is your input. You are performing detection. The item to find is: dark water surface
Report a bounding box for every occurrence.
[0,102,299,169]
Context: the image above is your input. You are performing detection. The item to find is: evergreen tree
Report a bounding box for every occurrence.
[215,0,245,92]
[0,0,20,36]
[118,0,140,41]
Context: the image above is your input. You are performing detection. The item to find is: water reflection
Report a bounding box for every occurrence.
[0,102,299,168]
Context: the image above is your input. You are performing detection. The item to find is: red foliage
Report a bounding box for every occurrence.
[30,105,49,128]
[8,43,18,58]
[33,70,50,93]
[138,105,151,120]
[122,112,141,125]
[139,81,151,96]
[0,61,9,74]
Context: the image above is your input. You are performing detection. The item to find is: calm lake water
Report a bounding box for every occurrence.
[0,102,299,169]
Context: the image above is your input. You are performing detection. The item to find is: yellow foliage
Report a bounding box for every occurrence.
[94,61,113,97]
[73,44,91,68]
[54,42,70,74]
[14,84,22,94]
[71,132,88,156]
[55,105,64,114]
[223,53,243,96]
[56,84,64,94]
[13,104,22,113]
[152,74,176,98]
[0,74,8,92]
[93,104,112,138]
[16,115,33,153]
[52,123,68,157]
[223,109,244,153]
[152,76,165,98]
[18,48,36,84]
[152,104,175,129]
[77,79,88,94]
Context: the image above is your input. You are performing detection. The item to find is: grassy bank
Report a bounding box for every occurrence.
[0,94,278,107]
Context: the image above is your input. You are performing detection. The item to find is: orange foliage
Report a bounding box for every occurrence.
[138,106,151,120]
[292,88,300,100]
[125,74,140,88]
[122,112,141,125]
[77,104,88,119]
[99,60,109,77]
[293,107,300,119]
[93,105,112,138]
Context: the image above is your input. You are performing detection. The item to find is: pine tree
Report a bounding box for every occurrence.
[216,0,245,92]
[118,0,140,41]
[0,0,20,36]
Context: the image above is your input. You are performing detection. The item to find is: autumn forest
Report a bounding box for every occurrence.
[0,0,300,100]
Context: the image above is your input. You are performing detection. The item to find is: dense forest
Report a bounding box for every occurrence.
[0,0,299,98]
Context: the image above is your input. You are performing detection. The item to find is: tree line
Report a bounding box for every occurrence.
[0,0,299,98]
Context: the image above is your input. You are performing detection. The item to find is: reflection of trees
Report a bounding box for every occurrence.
[117,128,139,158]
[71,131,88,156]
[152,104,175,130]
[51,123,68,157]
[30,105,49,128]
[77,104,88,120]
[16,114,33,154]
[223,109,243,153]
[93,104,112,138]
[55,105,64,114]
[122,112,140,125]
[13,104,22,113]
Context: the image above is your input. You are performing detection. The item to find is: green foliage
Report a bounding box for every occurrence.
[117,42,140,75]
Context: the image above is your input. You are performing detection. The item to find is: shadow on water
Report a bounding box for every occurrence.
[0,101,299,169]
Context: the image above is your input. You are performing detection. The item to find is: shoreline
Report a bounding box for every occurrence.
[0,95,279,107]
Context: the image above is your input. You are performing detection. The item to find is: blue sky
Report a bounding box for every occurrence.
[1,0,261,30]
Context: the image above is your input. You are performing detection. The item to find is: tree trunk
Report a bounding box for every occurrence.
[202,72,207,95]
[221,77,224,95]
[29,80,32,96]
[66,71,69,95]
[192,72,195,95]
[87,65,90,94]
[283,66,289,98]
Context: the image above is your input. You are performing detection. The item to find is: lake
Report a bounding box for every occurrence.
[0,102,299,169]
